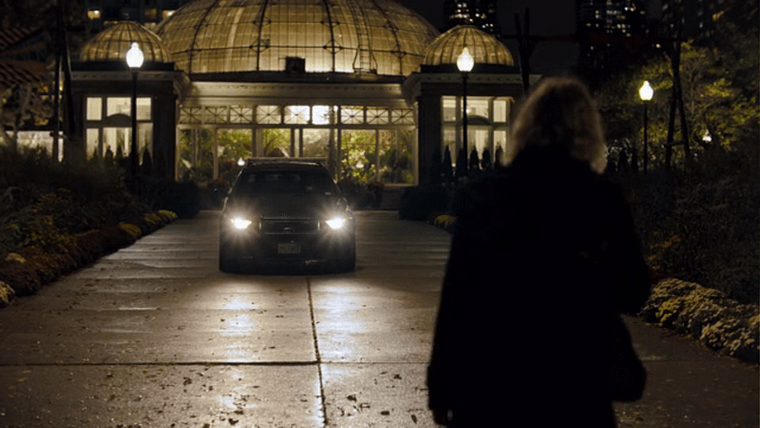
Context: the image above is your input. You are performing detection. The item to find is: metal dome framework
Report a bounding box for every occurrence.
[155,0,439,77]
[422,25,514,68]
[79,21,172,64]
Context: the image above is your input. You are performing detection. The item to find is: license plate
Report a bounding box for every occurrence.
[277,243,301,254]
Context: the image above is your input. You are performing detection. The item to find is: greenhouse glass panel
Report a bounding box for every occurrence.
[136,98,151,121]
[217,128,252,184]
[87,97,102,121]
[442,97,457,122]
[378,129,414,184]
[302,129,330,158]
[366,107,389,125]
[285,105,310,124]
[341,129,377,182]
[341,106,363,124]
[107,97,130,117]
[494,98,509,123]
[260,128,291,157]
[256,105,281,124]
[391,108,414,125]
[178,129,214,181]
[86,129,100,159]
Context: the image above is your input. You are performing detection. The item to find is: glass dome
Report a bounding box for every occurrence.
[155,0,439,77]
[422,25,514,68]
[79,21,172,64]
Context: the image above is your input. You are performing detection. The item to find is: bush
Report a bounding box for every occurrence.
[0,146,180,302]
[614,145,759,304]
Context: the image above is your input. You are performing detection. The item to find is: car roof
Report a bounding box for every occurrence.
[241,160,328,173]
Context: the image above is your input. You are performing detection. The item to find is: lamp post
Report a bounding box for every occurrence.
[126,42,144,176]
[457,46,474,159]
[639,80,653,173]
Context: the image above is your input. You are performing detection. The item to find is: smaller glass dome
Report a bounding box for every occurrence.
[79,21,172,64]
[422,25,514,68]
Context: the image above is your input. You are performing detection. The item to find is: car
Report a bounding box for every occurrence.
[219,158,356,273]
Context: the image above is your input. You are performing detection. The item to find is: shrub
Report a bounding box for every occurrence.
[614,145,759,304]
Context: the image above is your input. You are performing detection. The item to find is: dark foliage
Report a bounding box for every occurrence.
[613,142,759,304]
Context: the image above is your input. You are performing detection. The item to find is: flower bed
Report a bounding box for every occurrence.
[0,210,177,307]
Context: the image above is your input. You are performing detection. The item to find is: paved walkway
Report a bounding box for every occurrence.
[0,210,756,427]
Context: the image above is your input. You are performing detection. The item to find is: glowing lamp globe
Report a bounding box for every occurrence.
[457,47,474,73]
[126,42,144,69]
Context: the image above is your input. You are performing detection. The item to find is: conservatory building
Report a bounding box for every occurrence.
[70,0,531,186]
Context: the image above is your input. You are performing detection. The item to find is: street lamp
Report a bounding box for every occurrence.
[639,80,653,173]
[126,42,144,176]
[457,46,474,160]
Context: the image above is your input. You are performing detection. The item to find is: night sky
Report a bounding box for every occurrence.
[406,0,580,75]
[405,0,663,75]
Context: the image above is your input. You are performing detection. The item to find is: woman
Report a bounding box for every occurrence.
[427,77,651,427]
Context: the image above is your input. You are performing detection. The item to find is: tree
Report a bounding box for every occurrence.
[595,37,757,169]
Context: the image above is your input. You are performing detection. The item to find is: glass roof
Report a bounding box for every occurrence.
[154,0,439,76]
[79,21,172,64]
[423,25,514,67]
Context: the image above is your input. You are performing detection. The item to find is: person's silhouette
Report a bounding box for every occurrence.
[427,77,651,427]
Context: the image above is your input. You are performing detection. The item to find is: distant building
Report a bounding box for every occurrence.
[55,0,530,188]
[83,0,192,32]
[443,0,500,35]
[576,0,648,70]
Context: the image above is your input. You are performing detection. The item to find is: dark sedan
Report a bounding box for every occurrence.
[219,159,356,273]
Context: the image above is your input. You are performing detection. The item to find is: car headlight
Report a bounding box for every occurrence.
[231,217,253,230]
[325,216,347,230]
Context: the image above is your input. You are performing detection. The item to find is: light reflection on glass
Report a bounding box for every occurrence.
[312,105,330,125]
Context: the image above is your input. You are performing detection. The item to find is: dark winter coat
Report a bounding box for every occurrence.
[427,145,651,427]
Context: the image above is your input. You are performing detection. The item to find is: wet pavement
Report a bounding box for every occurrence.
[0,210,757,427]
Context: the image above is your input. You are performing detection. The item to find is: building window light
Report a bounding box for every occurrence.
[87,9,101,19]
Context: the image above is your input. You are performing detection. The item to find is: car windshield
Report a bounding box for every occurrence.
[234,170,337,195]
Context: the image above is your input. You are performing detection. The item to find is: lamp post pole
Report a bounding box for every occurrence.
[126,42,144,177]
[457,46,474,163]
[639,80,654,174]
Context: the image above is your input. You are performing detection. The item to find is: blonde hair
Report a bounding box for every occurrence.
[507,77,607,174]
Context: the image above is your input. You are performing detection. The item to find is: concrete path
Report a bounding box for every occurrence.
[0,210,756,427]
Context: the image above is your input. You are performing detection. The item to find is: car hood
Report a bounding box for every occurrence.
[228,193,343,218]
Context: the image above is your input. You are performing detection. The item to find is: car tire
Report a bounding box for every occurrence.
[219,239,239,273]
[332,242,356,273]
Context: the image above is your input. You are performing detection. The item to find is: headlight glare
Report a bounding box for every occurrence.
[326,216,346,230]
[231,217,253,230]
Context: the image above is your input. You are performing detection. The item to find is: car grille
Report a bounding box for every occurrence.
[261,218,319,234]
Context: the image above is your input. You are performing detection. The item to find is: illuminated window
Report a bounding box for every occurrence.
[105,97,151,120]
[107,97,130,116]
[367,107,389,124]
[312,105,333,125]
[391,108,414,125]
[87,9,101,20]
[256,105,281,124]
[493,98,509,122]
[86,129,100,159]
[136,98,151,121]
[443,97,457,122]
[341,106,363,124]
[86,97,102,121]
[230,106,253,124]
[284,105,310,124]
[162,10,175,20]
